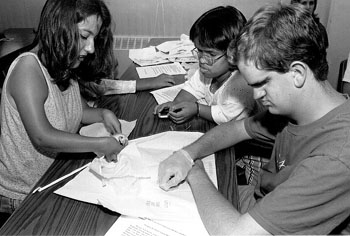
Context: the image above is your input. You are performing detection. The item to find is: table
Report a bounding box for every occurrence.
[0,38,239,235]
[0,28,36,86]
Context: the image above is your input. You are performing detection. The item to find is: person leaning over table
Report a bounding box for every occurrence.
[153,6,256,125]
[158,4,350,235]
[0,0,127,216]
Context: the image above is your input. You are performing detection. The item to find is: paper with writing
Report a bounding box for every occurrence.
[136,62,187,79]
[105,215,209,236]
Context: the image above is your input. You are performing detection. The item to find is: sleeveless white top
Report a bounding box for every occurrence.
[0,52,83,200]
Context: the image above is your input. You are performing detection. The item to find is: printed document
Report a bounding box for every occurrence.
[105,215,209,236]
[136,62,187,79]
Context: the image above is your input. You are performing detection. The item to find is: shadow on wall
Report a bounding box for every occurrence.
[114,50,132,78]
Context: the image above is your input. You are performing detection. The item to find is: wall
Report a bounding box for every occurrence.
[0,0,45,32]
[0,0,283,36]
[105,0,281,37]
[0,0,344,88]
[326,0,350,88]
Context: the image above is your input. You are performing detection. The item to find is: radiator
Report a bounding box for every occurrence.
[113,36,151,50]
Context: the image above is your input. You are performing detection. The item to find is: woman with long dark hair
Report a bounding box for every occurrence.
[0,0,125,216]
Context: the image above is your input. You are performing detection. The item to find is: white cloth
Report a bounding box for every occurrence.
[100,79,136,94]
[182,69,255,124]
[55,131,217,221]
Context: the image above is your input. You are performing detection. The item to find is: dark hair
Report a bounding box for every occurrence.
[291,0,318,15]
[36,0,116,90]
[232,4,328,81]
[291,0,321,23]
[189,6,246,52]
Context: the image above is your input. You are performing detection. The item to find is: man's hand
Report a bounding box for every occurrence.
[158,149,194,191]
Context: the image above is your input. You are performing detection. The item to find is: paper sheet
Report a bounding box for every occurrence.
[150,83,184,104]
[105,215,209,236]
[79,120,137,138]
[55,131,217,222]
[136,62,187,79]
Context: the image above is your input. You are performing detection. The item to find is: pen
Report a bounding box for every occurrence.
[32,163,91,193]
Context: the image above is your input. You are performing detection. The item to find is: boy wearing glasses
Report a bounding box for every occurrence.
[154,6,255,125]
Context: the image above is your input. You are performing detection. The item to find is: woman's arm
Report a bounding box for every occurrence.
[8,56,123,157]
[81,97,122,135]
[136,74,176,91]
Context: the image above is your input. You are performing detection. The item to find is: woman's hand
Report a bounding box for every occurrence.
[104,136,124,162]
[146,74,176,90]
[137,74,176,91]
[101,109,122,135]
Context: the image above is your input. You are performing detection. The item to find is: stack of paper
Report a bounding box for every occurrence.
[129,46,169,67]
[129,34,196,67]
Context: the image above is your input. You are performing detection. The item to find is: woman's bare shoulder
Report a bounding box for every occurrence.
[7,53,47,95]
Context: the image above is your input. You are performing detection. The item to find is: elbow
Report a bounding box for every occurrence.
[29,132,56,152]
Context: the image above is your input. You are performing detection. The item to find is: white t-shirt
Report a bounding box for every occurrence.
[182,69,255,124]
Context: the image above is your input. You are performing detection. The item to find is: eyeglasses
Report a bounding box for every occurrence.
[191,48,226,66]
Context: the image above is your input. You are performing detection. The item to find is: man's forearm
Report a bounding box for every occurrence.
[184,119,250,160]
[187,165,241,235]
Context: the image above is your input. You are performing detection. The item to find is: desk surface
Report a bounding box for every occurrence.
[0,39,239,235]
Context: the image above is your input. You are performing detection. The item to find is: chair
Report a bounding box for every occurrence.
[337,59,348,93]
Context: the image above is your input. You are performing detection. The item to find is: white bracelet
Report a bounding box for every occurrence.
[178,149,194,166]
[112,134,128,146]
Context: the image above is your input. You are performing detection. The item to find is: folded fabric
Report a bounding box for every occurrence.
[89,142,151,180]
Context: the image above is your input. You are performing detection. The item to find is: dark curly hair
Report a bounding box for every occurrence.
[36,0,116,90]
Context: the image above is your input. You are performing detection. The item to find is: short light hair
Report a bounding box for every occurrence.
[229,4,328,81]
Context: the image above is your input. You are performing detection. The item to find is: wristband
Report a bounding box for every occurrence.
[178,149,194,166]
[112,134,128,146]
